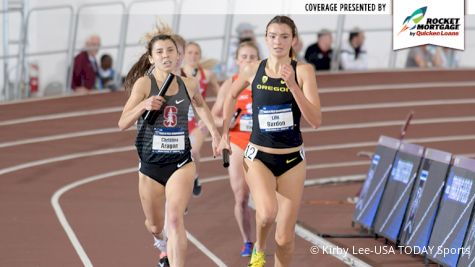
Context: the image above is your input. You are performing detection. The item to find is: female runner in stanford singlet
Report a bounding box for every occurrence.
[118,34,220,267]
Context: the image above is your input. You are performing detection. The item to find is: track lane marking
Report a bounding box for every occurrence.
[3,98,475,126]
[3,135,475,177]
[51,168,230,267]
[51,166,370,267]
[3,115,475,149]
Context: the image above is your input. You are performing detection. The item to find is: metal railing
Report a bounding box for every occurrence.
[1,7,22,101]
[1,1,474,101]
[19,5,74,98]
[65,1,126,94]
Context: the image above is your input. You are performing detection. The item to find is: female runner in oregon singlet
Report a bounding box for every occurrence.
[218,16,322,267]
[182,41,220,196]
[212,41,259,257]
[118,34,220,267]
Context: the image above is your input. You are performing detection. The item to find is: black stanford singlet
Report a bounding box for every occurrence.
[135,75,192,164]
[250,59,303,149]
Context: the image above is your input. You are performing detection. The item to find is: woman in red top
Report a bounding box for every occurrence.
[182,41,220,196]
[212,41,259,257]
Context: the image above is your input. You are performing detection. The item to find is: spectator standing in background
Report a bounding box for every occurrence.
[304,29,333,71]
[340,28,368,70]
[405,45,444,68]
[71,35,101,93]
[226,22,261,78]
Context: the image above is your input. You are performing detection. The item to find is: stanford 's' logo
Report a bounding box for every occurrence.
[163,106,178,127]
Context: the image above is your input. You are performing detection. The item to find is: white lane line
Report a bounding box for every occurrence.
[407,134,475,144]
[3,80,473,109]
[0,107,122,126]
[51,165,367,267]
[295,223,372,267]
[0,90,110,106]
[51,168,228,267]
[4,80,472,108]
[51,168,135,267]
[3,135,475,177]
[51,148,475,267]
[0,128,133,148]
[0,146,134,176]
[307,161,369,170]
[323,98,475,112]
[186,232,227,267]
[0,97,216,126]
[312,116,475,132]
[4,115,475,149]
[203,116,475,142]
[319,81,475,93]
[304,174,366,187]
[246,174,372,267]
[2,97,475,127]
[200,175,228,184]
[306,134,475,152]
[201,173,368,187]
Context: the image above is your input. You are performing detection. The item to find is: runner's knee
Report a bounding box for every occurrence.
[257,208,277,226]
[166,208,184,231]
[234,190,250,210]
[275,231,295,250]
[146,220,165,237]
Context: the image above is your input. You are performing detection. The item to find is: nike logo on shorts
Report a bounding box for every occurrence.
[286,157,298,164]
[176,99,185,104]
[177,159,188,168]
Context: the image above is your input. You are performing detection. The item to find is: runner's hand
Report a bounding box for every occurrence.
[143,95,165,111]
[279,63,298,89]
[217,134,231,155]
[211,133,222,158]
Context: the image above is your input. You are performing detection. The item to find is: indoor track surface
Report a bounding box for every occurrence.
[1,69,474,267]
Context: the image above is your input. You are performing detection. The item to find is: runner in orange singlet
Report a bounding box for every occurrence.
[212,41,260,256]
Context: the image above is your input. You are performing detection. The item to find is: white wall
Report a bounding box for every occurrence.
[1,0,474,98]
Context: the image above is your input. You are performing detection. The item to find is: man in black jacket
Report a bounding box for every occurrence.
[304,29,333,71]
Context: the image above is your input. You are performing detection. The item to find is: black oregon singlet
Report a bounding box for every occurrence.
[250,59,303,148]
[135,75,192,163]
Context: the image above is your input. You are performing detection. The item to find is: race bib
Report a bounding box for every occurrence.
[239,114,253,132]
[244,143,258,161]
[300,146,305,160]
[258,104,294,132]
[152,128,185,154]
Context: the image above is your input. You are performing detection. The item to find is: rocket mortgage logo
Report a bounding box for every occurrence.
[398,7,461,37]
